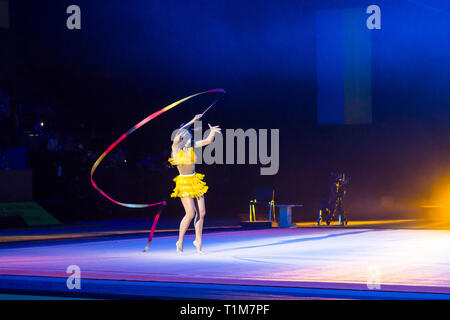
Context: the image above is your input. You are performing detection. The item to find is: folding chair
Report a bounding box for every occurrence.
[249,188,275,222]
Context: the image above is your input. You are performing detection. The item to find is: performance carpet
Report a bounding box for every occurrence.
[1,227,449,299]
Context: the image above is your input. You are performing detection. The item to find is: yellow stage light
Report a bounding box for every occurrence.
[421,176,450,222]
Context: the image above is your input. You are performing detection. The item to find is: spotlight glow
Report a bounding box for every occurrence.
[423,176,450,221]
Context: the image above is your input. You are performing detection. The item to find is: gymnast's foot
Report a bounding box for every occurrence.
[176,241,183,254]
[193,240,204,254]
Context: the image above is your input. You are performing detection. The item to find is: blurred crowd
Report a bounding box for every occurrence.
[0,88,170,171]
[0,88,170,219]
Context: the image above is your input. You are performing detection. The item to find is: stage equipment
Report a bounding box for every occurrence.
[249,188,275,222]
[318,172,349,226]
[276,204,304,228]
[248,189,303,228]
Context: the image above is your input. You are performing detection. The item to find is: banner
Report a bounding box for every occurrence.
[316,8,372,125]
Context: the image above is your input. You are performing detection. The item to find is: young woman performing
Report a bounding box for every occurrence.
[169,114,221,254]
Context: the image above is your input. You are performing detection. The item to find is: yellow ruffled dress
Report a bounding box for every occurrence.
[168,147,208,198]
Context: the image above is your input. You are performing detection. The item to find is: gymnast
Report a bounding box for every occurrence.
[169,114,221,254]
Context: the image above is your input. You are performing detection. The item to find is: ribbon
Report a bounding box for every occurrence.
[90,88,225,208]
[90,88,225,250]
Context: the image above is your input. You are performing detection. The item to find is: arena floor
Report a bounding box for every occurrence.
[1,225,449,299]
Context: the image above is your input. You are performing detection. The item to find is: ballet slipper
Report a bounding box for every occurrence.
[176,241,183,254]
[193,240,204,254]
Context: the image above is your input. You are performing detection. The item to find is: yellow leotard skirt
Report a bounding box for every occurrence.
[170,172,208,198]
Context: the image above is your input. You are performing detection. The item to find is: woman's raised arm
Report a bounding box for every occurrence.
[195,123,221,147]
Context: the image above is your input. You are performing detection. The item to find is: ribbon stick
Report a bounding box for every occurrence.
[201,98,220,116]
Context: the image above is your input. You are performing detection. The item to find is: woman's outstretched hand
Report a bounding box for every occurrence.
[208,123,221,134]
[193,114,203,121]
[194,123,221,147]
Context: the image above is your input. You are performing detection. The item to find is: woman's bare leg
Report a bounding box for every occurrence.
[177,197,196,252]
[193,195,206,253]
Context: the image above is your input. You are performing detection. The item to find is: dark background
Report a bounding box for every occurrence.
[1,0,449,224]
